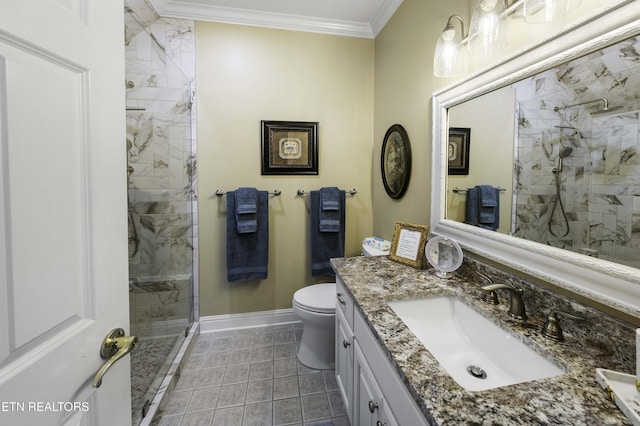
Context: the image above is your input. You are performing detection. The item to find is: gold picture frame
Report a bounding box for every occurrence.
[389,222,430,269]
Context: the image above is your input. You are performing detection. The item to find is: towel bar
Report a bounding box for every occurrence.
[216,189,281,196]
[297,188,357,196]
[452,186,506,194]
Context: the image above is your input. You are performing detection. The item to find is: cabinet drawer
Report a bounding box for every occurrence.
[336,276,354,329]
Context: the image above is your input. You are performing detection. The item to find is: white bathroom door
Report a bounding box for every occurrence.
[0,1,130,425]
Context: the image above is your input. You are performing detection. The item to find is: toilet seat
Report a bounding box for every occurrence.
[293,283,335,314]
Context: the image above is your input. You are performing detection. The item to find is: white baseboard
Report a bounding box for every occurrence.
[199,308,300,333]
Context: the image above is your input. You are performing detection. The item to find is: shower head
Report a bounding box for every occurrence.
[554,146,573,173]
[591,99,623,115]
[554,98,622,115]
[559,146,573,158]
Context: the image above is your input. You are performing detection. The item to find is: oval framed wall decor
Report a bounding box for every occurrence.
[381,124,411,199]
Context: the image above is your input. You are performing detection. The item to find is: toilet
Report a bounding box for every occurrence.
[362,244,390,257]
[293,240,389,370]
[292,283,336,369]
[362,236,391,257]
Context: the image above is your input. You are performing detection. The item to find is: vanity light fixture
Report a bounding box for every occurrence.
[523,0,582,23]
[434,0,584,78]
[468,0,508,56]
[433,15,466,78]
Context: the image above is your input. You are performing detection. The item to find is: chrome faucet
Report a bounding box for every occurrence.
[481,284,527,321]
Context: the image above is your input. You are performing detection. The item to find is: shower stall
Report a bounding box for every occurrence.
[124,4,197,424]
[512,63,639,269]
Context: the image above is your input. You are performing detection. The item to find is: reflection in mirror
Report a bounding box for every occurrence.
[446,33,640,269]
[425,236,463,279]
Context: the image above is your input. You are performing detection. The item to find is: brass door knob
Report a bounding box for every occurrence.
[92,328,138,388]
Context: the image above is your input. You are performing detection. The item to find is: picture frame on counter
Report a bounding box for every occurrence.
[389,221,429,269]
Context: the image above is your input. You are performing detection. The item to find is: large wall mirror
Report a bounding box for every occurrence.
[432,3,640,320]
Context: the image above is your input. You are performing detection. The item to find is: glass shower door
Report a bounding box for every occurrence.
[124,5,196,424]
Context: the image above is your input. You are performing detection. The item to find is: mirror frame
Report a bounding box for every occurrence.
[431,4,640,319]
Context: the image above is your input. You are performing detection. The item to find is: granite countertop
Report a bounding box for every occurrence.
[331,255,632,425]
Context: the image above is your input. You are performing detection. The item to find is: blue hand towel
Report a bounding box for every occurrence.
[311,189,345,276]
[319,187,341,232]
[226,189,269,281]
[464,187,480,226]
[478,185,499,228]
[465,185,500,231]
[235,187,258,233]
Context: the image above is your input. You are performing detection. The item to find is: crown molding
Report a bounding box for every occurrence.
[370,0,403,37]
[147,0,402,38]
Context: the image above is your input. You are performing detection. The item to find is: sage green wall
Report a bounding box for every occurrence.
[372,0,470,240]
[196,22,374,316]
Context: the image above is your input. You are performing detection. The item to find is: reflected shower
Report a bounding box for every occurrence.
[555,146,573,172]
[554,98,623,115]
[549,145,573,238]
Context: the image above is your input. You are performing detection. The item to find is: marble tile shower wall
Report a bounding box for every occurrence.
[514,70,598,251]
[129,276,192,338]
[125,12,197,279]
[513,37,640,267]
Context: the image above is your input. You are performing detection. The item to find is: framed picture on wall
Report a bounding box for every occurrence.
[261,120,319,175]
[448,127,470,175]
[381,124,411,199]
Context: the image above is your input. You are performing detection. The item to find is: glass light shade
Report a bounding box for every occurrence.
[434,36,458,78]
[468,0,508,56]
[433,30,464,78]
[523,0,582,23]
[433,16,466,78]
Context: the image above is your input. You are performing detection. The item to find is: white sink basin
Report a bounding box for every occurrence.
[387,296,566,391]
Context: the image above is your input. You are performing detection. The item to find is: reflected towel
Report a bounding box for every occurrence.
[465,185,500,231]
[311,188,345,276]
[227,189,269,281]
[478,184,497,224]
[319,187,341,232]
[478,185,499,230]
[465,187,480,226]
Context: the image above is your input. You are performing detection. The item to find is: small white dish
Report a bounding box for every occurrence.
[595,368,640,426]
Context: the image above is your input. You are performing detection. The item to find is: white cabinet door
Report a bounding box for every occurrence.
[335,305,354,423]
[379,401,399,426]
[354,341,384,426]
[0,1,129,425]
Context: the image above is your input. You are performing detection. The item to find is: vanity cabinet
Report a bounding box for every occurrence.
[354,341,398,426]
[335,279,354,424]
[335,276,428,426]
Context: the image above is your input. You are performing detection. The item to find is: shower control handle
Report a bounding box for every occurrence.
[92,328,138,388]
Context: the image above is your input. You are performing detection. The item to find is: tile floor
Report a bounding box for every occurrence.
[153,323,350,426]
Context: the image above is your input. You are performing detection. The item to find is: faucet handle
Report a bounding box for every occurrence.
[541,311,584,342]
[482,290,499,305]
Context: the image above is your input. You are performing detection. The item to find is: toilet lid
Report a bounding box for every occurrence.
[362,245,389,257]
[293,283,336,314]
